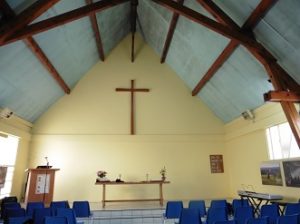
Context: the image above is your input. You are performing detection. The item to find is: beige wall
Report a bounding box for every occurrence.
[30,34,228,202]
[3,34,299,204]
[0,114,32,200]
[225,103,300,201]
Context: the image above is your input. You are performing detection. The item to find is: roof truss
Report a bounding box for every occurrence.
[0,1,70,94]
[160,0,184,64]
[151,0,300,147]
[0,0,60,44]
[192,0,278,96]
[86,0,105,61]
[0,0,130,46]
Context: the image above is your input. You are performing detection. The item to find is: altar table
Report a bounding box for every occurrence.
[95,180,170,208]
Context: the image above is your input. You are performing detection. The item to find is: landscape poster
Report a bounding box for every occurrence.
[260,162,283,186]
[283,160,300,187]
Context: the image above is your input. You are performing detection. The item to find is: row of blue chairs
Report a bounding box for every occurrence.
[1,200,91,224]
[169,206,300,224]
[165,200,300,224]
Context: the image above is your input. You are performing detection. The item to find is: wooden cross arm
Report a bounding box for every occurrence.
[116,88,150,92]
[264,91,300,102]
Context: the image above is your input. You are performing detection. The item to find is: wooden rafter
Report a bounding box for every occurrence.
[1,1,70,94]
[264,91,300,102]
[85,0,105,61]
[24,37,71,94]
[160,0,184,64]
[130,0,138,62]
[192,0,277,96]
[0,0,60,44]
[188,0,300,147]
[0,0,130,47]
[151,0,267,52]
[265,63,300,146]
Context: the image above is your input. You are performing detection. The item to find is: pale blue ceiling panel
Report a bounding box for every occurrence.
[1,0,299,124]
[215,0,261,27]
[33,18,99,88]
[253,0,300,84]
[137,0,170,54]
[0,41,64,122]
[6,0,37,14]
[199,46,273,122]
[96,2,131,55]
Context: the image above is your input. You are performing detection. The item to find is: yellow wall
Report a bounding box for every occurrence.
[0,114,32,200]
[3,34,298,204]
[225,103,300,201]
[30,34,228,202]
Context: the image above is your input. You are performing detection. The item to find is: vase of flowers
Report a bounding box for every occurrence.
[97,170,109,182]
[160,166,166,181]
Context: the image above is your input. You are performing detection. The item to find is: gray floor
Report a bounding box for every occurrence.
[77,201,173,224]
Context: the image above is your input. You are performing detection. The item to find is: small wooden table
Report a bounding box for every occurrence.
[95,180,170,208]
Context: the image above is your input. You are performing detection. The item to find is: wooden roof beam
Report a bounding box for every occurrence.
[1,1,70,94]
[265,63,300,147]
[160,0,184,64]
[264,91,300,102]
[130,0,138,62]
[192,0,277,96]
[151,0,266,51]
[195,0,300,147]
[0,0,130,47]
[0,0,60,44]
[85,0,105,61]
[24,37,71,94]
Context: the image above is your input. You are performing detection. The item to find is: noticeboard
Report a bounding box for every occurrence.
[210,155,224,173]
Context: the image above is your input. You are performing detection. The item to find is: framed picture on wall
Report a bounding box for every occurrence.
[283,160,300,187]
[260,162,283,186]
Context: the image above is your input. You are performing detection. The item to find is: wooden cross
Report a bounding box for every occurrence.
[116,80,150,135]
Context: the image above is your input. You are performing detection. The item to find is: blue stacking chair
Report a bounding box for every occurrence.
[232,199,249,210]
[178,208,201,224]
[33,208,52,224]
[188,200,206,217]
[284,203,300,215]
[260,204,279,224]
[276,214,299,224]
[43,216,68,224]
[210,200,227,209]
[72,201,91,217]
[164,201,183,220]
[1,197,18,218]
[234,206,254,224]
[1,202,22,219]
[5,208,26,217]
[56,208,77,224]
[50,201,69,215]
[26,202,44,218]
[206,207,228,224]
[247,217,269,224]
[8,216,32,224]
[214,221,237,224]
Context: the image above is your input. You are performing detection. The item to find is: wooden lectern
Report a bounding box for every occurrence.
[24,168,59,204]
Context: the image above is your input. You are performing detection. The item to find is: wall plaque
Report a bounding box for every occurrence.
[210,155,224,173]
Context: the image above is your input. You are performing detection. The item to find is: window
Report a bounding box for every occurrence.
[266,122,300,160]
[0,134,19,199]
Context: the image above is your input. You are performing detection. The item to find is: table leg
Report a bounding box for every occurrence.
[102,184,106,208]
[159,183,163,206]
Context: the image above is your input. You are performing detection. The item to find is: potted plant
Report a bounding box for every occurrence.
[97,170,109,182]
[160,166,166,181]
